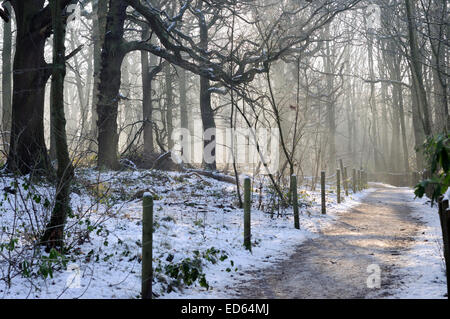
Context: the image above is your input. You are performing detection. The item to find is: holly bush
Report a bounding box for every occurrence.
[414,133,450,206]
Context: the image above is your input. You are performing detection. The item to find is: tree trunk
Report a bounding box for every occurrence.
[120,57,135,149]
[324,25,336,174]
[91,0,107,153]
[71,30,93,145]
[141,26,154,160]
[429,0,448,133]
[7,1,52,174]
[397,86,410,172]
[351,82,357,165]
[41,0,73,250]
[179,67,189,131]
[405,0,432,137]
[378,39,389,166]
[410,78,426,170]
[96,0,127,170]
[385,27,410,173]
[2,1,12,150]
[199,17,216,170]
[390,86,401,172]
[367,28,382,171]
[165,64,174,150]
[393,60,411,173]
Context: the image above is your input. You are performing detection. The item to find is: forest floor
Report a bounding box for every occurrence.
[0,170,446,299]
[231,184,447,299]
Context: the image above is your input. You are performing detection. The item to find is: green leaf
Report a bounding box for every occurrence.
[199,274,209,290]
[414,183,425,198]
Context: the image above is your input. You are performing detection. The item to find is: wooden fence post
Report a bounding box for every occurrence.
[142,193,153,299]
[321,171,326,214]
[438,197,450,297]
[352,168,357,193]
[244,177,252,251]
[336,169,341,204]
[339,160,345,192]
[344,167,349,196]
[291,175,300,229]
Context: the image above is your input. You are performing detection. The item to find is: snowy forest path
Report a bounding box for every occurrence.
[233,184,424,298]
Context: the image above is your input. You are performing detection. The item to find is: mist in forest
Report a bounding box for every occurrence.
[1,0,448,180]
[0,0,448,300]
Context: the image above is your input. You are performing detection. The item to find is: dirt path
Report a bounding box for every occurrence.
[233,184,424,299]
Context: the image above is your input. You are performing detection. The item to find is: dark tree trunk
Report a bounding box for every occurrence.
[7,1,52,174]
[411,79,426,170]
[50,83,57,161]
[91,0,107,152]
[405,0,432,137]
[398,94,410,172]
[96,0,127,170]
[429,0,448,133]
[200,75,216,170]
[41,0,73,250]
[199,18,216,171]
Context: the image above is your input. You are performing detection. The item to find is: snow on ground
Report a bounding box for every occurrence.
[0,169,374,299]
[163,185,375,299]
[388,188,447,299]
[444,188,450,201]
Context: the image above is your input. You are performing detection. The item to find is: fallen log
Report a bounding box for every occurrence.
[182,169,237,184]
[150,151,237,184]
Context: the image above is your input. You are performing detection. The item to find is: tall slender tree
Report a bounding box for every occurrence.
[41,0,74,250]
[1,1,12,148]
